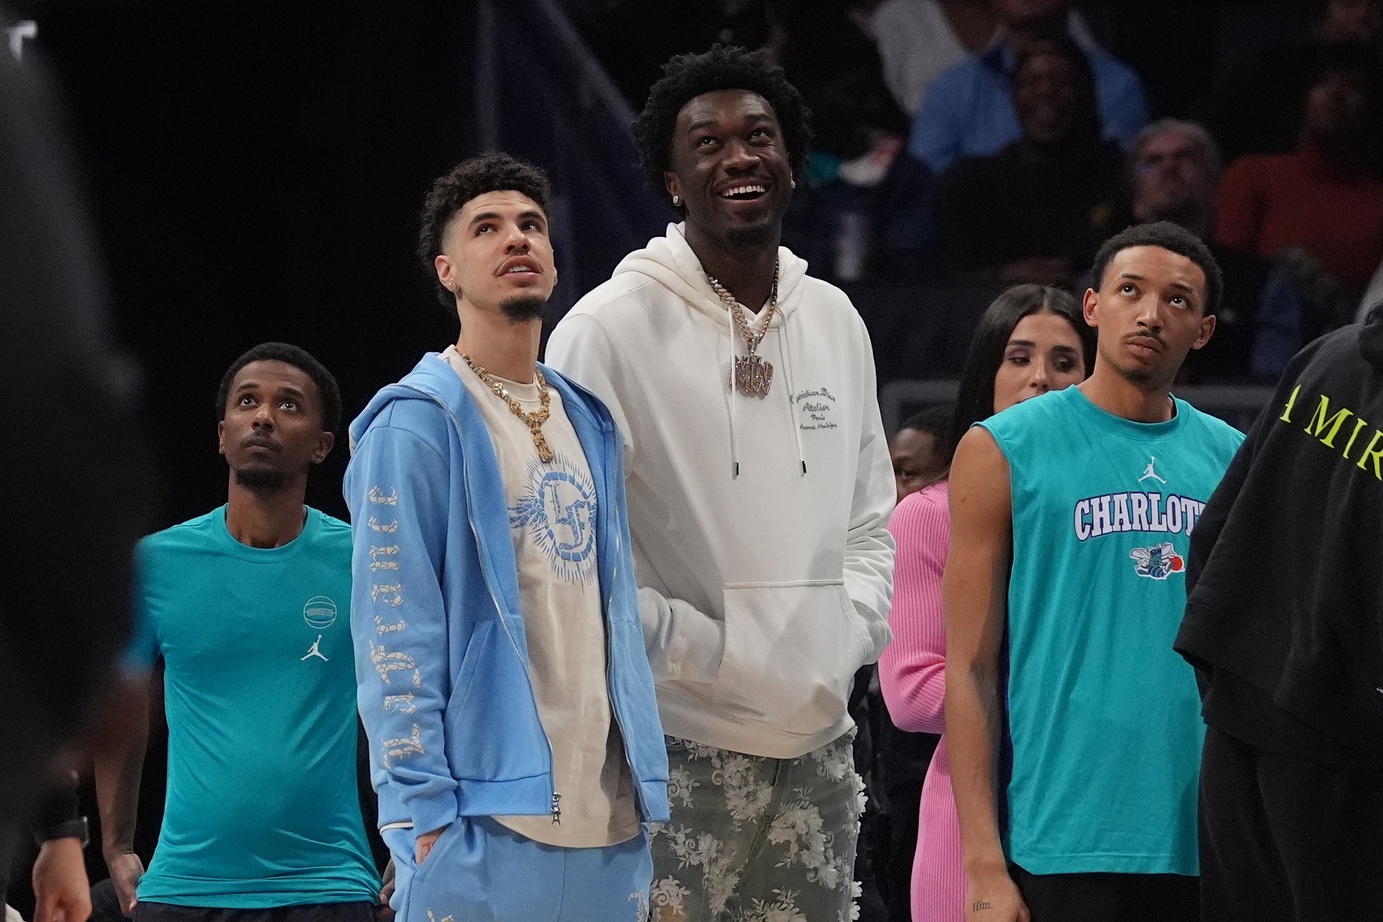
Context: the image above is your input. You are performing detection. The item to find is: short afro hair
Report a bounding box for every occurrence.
[1091,221,1223,316]
[631,44,812,209]
[417,152,552,307]
[216,342,342,434]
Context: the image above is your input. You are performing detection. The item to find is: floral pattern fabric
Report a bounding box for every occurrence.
[650,733,865,922]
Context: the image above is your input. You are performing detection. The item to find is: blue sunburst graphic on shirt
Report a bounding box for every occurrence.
[509,451,598,581]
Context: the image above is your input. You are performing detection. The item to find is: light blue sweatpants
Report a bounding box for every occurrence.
[396,816,652,922]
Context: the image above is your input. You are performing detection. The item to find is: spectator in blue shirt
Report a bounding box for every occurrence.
[908,0,1147,174]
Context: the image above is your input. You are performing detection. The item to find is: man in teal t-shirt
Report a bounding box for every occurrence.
[945,223,1243,921]
[96,343,380,922]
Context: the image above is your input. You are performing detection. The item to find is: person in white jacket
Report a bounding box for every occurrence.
[546,44,896,922]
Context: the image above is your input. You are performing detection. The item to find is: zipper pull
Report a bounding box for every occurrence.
[551,792,562,825]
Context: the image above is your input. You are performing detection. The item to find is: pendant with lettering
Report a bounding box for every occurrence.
[734,354,774,398]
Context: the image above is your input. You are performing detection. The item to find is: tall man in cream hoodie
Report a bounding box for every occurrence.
[547,45,896,922]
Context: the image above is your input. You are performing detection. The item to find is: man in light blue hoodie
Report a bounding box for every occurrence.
[345,153,669,922]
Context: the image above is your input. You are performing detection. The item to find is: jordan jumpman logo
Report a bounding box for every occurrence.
[301,634,328,662]
[1139,456,1167,484]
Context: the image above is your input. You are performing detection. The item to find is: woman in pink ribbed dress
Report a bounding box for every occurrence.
[878,284,1093,921]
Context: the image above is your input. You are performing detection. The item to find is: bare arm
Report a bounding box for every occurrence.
[93,672,149,917]
[943,428,1028,921]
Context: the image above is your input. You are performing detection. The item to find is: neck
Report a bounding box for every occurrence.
[1079,366,1177,423]
[224,480,308,548]
[456,304,543,382]
[684,223,780,311]
[940,0,999,51]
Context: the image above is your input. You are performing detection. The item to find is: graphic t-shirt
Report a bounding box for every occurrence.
[979,386,1243,875]
[443,346,638,847]
[129,506,379,907]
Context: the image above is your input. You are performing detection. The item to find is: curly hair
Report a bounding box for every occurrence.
[417,152,552,307]
[216,341,342,433]
[631,44,813,208]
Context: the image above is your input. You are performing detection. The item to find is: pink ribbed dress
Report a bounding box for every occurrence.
[878,480,965,922]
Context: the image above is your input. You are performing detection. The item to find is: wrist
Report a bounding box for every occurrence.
[35,815,88,849]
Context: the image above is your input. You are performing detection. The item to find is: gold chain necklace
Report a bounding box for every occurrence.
[706,260,779,398]
[458,353,554,463]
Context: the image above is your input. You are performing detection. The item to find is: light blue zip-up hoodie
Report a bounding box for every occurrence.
[344,353,670,873]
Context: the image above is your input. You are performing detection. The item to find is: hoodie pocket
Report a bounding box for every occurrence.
[717,579,866,737]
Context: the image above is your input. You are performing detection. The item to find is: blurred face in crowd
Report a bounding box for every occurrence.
[1013,50,1086,149]
[1133,129,1218,224]
[994,0,1070,29]
[1324,0,1382,44]
[991,309,1088,414]
[665,89,793,252]
[1085,245,1214,389]
[890,426,946,502]
[1300,69,1372,154]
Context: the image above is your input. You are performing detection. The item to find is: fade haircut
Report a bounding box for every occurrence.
[899,404,955,441]
[216,342,342,433]
[631,44,813,210]
[417,152,552,307]
[1090,221,1223,316]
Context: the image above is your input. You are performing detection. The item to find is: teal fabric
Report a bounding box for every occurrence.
[979,387,1243,876]
[131,506,380,907]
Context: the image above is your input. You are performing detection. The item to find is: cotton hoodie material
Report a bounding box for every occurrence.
[546,223,896,759]
[1177,306,1383,763]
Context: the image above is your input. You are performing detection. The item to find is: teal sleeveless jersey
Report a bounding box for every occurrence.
[129,506,380,907]
[979,387,1242,875]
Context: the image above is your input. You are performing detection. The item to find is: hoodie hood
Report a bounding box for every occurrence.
[1359,302,1383,368]
[611,223,808,327]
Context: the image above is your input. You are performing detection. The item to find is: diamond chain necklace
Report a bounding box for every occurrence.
[458,352,554,463]
[706,260,779,398]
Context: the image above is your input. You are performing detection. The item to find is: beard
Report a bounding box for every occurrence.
[500,294,547,324]
[233,466,291,491]
[725,221,776,249]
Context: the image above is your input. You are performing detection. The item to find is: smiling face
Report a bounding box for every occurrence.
[664,89,793,252]
[1013,51,1085,149]
[218,360,333,491]
[1085,245,1215,388]
[433,190,556,323]
[991,309,1088,414]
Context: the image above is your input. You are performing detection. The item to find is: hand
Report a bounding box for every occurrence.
[415,826,446,865]
[104,849,146,917]
[377,858,396,922]
[32,837,92,922]
[964,868,1030,922]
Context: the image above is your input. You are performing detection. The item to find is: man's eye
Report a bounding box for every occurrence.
[1121,284,1137,295]
[238,395,256,406]
[281,399,299,411]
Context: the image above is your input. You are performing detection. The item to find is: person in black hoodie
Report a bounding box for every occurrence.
[1175,303,1383,921]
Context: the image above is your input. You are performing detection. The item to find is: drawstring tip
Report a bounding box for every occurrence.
[801,461,807,475]
[733,462,740,478]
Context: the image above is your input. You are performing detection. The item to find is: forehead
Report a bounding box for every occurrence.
[891,427,936,456]
[1101,245,1207,295]
[1140,130,1200,156]
[456,190,546,226]
[231,359,316,395]
[1009,310,1081,342]
[674,89,779,134]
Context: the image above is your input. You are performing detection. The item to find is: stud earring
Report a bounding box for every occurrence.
[790,178,797,190]
[672,194,680,206]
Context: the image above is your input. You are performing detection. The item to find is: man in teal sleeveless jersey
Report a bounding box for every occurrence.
[95,343,380,922]
[945,223,1243,921]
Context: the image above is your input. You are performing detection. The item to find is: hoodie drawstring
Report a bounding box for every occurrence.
[780,321,808,476]
[726,314,741,478]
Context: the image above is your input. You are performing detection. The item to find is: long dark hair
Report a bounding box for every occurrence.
[941,284,1094,470]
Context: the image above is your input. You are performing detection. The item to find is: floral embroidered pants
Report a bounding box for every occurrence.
[649,732,864,922]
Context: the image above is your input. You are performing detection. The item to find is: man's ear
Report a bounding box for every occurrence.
[1190,313,1217,351]
[435,254,456,297]
[217,420,226,456]
[312,431,335,465]
[1082,287,1100,327]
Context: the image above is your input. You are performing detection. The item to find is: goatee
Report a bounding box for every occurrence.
[725,223,775,249]
[501,295,547,324]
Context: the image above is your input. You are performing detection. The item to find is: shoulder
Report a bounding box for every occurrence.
[1179,403,1246,454]
[1088,49,1143,88]
[310,508,353,540]
[893,480,950,530]
[139,510,218,557]
[564,272,668,327]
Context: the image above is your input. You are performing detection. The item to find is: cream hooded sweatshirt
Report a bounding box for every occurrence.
[547,224,895,758]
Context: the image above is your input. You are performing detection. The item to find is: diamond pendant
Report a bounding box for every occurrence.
[734,354,774,398]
